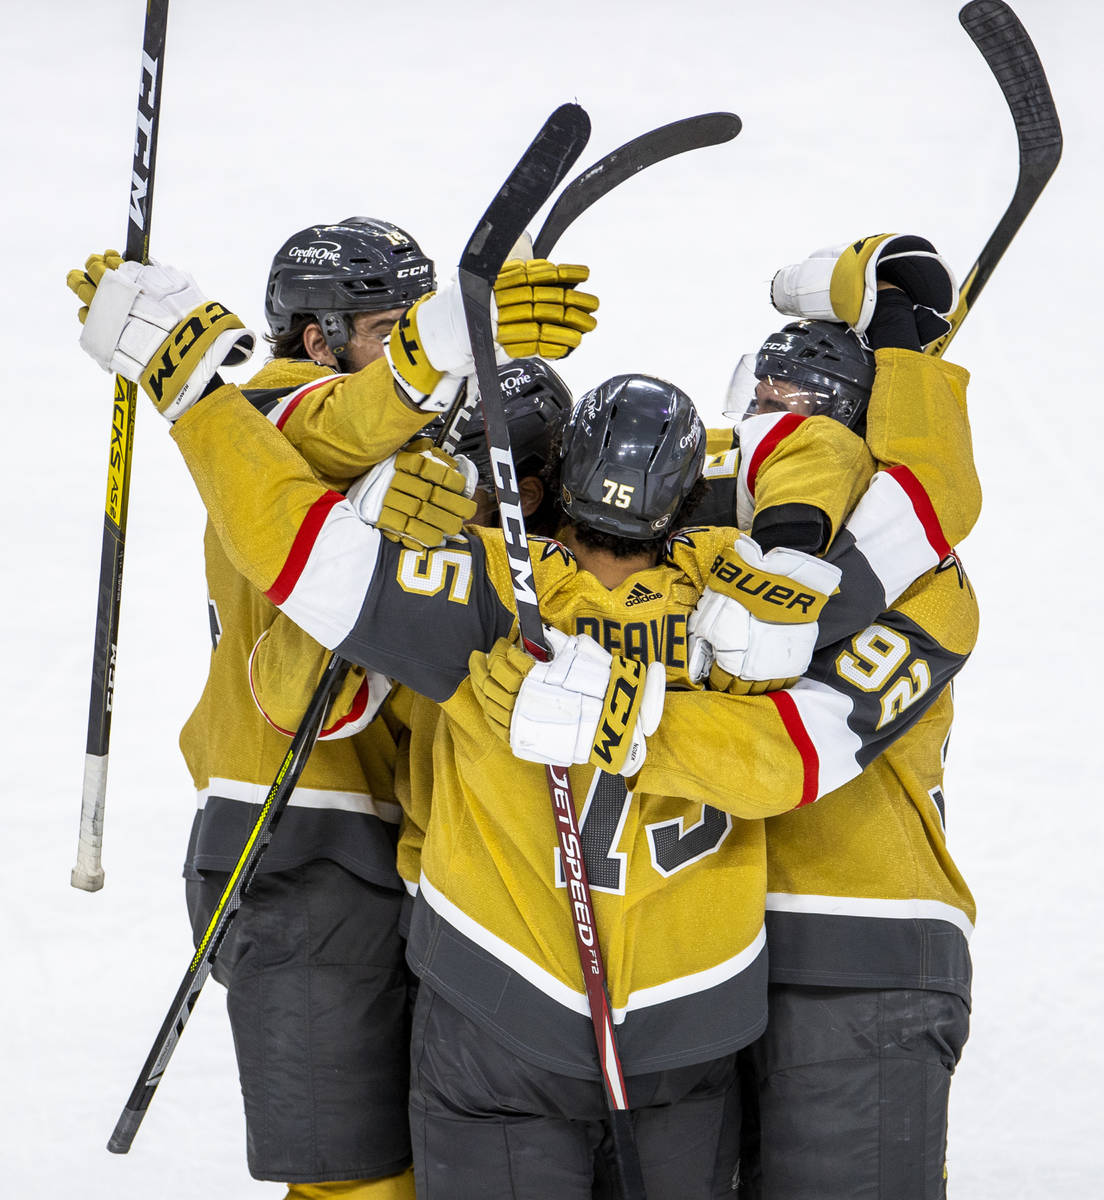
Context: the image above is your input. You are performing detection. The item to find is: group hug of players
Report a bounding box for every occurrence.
[69,216,979,1199]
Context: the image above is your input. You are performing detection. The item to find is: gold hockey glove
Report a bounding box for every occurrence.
[493,258,599,359]
[345,438,478,549]
[384,259,598,409]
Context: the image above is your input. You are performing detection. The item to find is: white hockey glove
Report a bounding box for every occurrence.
[346,437,478,549]
[770,234,957,345]
[68,250,255,421]
[469,626,665,777]
[687,534,842,694]
[384,258,598,410]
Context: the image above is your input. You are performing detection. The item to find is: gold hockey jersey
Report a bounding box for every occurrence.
[693,350,980,999]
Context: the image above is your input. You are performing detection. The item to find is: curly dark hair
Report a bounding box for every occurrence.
[264,313,318,361]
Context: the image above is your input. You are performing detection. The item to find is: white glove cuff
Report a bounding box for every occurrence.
[345,455,398,525]
[769,242,845,326]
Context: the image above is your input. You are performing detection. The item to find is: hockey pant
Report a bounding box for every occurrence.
[408,984,743,1199]
[186,860,413,1184]
[737,984,970,1200]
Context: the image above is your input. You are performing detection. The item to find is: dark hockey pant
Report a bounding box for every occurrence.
[738,985,970,1200]
[187,861,413,1184]
[408,984,743,1199]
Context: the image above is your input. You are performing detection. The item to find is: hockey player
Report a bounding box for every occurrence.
[67,224,598,1200]
[691,239,979,1199]
[168,218,447,1200]
[251,357,575,908]
[69,247,976,1198]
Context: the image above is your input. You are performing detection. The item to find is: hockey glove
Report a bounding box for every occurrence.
[68,251,255,421]
[384,258,598,409]
[770,235,957,345]
[469,627,665,777]
[687,534,841,692]
[346,438,478,549]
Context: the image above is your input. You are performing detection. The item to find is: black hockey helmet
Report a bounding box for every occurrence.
[559,374,706,539]
[264,216,435,356]
[725,320,875,429]
[457,359,572,490]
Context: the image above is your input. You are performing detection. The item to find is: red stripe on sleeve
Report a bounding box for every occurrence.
[885,465,951,559]
[275,377,335,431]
[266,490,344,605]
[321,676,370,738]
[745,413,805,497]
[768,690,819,808]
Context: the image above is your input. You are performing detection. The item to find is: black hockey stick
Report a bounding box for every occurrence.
[532,112,742,259]
[458,107,648,1200]
[73,0,171,893]
[928,0,1061,358]
[107,651,349,1153]
[438,112,743,466]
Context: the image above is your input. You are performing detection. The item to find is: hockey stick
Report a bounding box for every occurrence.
[458,108,648,1200]
[927,0,1061,358]
[437,113,744,470]
[532,112,741,259]
[107,651,349,1153]
[72,0,171,892]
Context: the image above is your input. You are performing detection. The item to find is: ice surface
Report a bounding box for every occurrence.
[4,1,1099,1195]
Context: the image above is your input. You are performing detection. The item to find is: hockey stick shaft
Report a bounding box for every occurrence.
[107,651,349,1153]
[73,0,171,892]
[928,0,1061,358]
[533,112,741,259]
[458,107,647,1199]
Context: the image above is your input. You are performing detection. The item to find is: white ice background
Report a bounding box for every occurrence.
[3,0,1100,1195]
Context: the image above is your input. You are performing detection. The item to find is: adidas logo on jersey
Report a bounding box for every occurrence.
[626,582,663,607]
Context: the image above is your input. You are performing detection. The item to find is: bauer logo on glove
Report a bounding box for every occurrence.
[687,534,842,690]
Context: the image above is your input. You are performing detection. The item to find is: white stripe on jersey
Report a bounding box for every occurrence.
[280,502,385,649]
[733,412,790,529]
[844,471,940,606]
[766,891,975,940]
[788,677,865,798]
[198,775,401,824]
[610,924,766,1022]
[419,873,767,1024]
[264,376,343,429]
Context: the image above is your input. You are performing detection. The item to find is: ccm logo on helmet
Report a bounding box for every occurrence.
[397,264,430,279]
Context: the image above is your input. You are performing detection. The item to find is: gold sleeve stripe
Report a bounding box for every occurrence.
[266,490,345,605]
